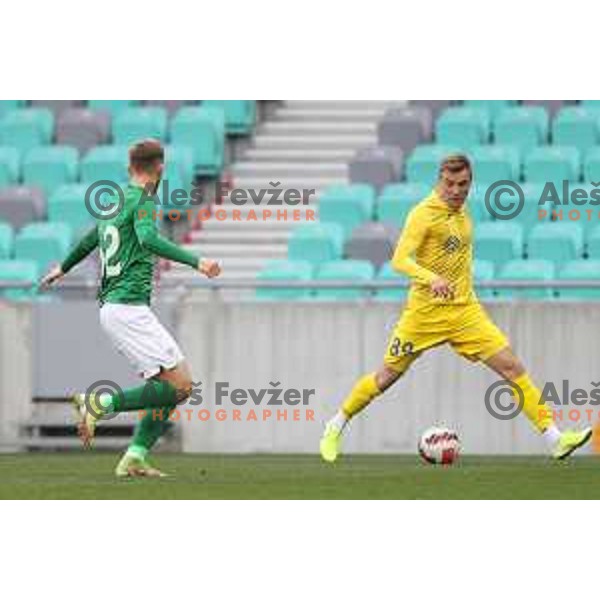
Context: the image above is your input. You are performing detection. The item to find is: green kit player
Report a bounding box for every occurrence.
[40,139,221,478]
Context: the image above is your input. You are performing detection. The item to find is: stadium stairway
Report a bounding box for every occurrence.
[166,101,406,289]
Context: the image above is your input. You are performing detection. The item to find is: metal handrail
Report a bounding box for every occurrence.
[3,279,600,290]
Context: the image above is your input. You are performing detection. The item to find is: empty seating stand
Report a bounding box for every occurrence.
[0,259,38,300]
[0,147,20,187]
[56,109,110,154]
[0,186,45,229]
[377,182,431,228]
[22,146,79,195]
[287,223,345,264]
[170,106,225,176]
[436,107,491,148]
[374,261,409,301]
[255,260,313,300]
[377,106,433,154]
[313,260,375,301]
[496,259,555,300]
[344,222,398,269]
[349,147,403,190]
[14,222,72,273]
[112,107,168,145]
[202,101,257,135]
[318,184,376,237]
[0,108,54,152]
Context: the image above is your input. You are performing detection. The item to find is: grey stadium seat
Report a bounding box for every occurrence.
[143,100,190,114]
[377,106,433,153]
[409,100,455,118]
[0,186,45,229]
[349,147,403,191]
[55,109,111,154]
[344,222,398,268]
[30,100,85,116]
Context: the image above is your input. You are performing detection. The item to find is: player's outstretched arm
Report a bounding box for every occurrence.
[135,208,221,278]
[39,227,99,290]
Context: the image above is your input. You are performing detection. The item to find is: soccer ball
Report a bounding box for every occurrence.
[418,426,461,465]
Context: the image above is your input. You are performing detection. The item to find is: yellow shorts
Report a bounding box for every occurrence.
[384,302,509,373]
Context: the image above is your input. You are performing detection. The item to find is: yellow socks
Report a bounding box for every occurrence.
[512,372,554,433]
[341,373,381,419]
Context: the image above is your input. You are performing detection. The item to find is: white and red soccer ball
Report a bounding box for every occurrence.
[418,426,461,465]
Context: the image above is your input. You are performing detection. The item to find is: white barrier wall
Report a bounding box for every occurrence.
[1,298,600,454]
[0,302,32,450]
[177,298,600,455]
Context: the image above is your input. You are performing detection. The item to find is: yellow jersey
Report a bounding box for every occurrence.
[391,190,477,306]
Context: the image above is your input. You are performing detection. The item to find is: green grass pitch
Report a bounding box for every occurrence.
[0,453,599,499]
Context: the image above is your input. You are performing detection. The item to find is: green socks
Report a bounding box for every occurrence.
[129,406,176,455]
[106,380,179,413]
[102,380,183,460]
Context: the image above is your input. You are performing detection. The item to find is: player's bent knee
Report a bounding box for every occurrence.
[505,361,526,381]
[495,358,525,381]
[175,380,193,403]
[497,356,525,381]
[376,366,403,392]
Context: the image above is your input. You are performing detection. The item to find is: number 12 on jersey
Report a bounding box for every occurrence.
[99,225,122,279]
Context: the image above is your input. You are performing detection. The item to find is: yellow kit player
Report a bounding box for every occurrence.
[320,154,591,462]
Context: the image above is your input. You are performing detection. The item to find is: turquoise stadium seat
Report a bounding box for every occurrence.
[580,101,600,112]
[552,107,600,151]
[255,260,313,300]
[48,185,94,233]
[558,260,600,300]
[112,107,168,145]
[558,184,600,238]
[161,146,195,204]
[496,259,555,300]
[374,261,409,301]
[470,145,521,183]
[0,108,54,152]
[88,100,138,116]
[0,147,20,187]
[465,187,492,223]
[463,100,517,117]
[515,183,550,233]
[0,101,26,118]
[81,145,129,183]
[22,146,79,195]
[475,222,524,264]
[170,107,225,176]
[473,259,495,300]
[585,225,600,259]
[527,222,584,262]
[202,101,256,135]
[318,184,375,236]
[524,146,581,185]
[406,145,462,185]
[0,259,38,301]
[288,223,344,265]
[377,183,431,227]
[0,222,13,259]
[435,107,490,148]
[165,145,194,185]
[313,260,375,300]
[471,182,523,223]
[493,107,549,151]
[14,222,72,272]
[583,147,600,182]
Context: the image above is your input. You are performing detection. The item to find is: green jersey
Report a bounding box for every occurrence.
[61,183,199,306]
